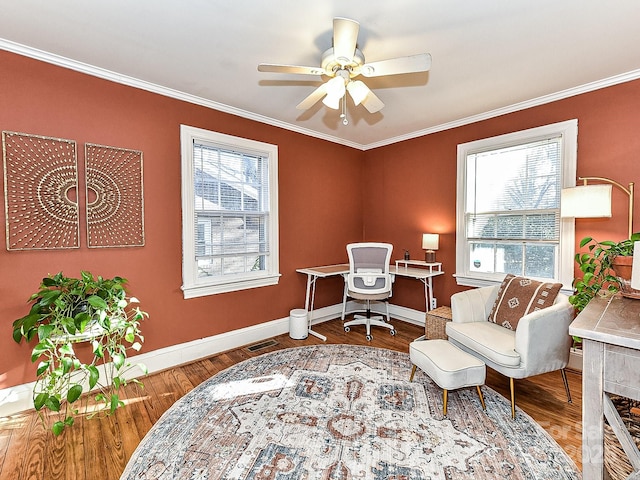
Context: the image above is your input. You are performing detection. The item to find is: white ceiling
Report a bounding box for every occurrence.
[1,1,640,150]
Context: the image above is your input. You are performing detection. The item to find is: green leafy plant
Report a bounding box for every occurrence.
[570,233,640,312]
[12,271,148,435]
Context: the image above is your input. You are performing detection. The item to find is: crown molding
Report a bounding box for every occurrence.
[0,39,365,150]
[365,69,640,150]
[2,38,639,152]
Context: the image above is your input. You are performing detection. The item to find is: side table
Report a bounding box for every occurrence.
[426,306,452,340]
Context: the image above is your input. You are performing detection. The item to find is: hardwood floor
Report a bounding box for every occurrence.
[0,319,583,479]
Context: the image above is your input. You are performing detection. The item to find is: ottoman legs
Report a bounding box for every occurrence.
[410,364,487,416]
[476,385,486,410]
[443,386,485,416]
[443,389,448,416]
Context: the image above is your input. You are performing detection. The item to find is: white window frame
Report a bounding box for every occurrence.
[455,119,578,294]
[180,125,280,298]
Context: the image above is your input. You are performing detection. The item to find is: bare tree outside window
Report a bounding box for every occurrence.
[466,139,561,280]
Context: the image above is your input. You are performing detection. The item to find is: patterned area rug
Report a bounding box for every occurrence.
[121,344,581,479]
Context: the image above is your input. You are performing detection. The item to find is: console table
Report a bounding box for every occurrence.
[569,293,640,479]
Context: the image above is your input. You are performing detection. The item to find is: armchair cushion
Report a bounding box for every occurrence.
[488,274,562,330]
[446,321,520,367]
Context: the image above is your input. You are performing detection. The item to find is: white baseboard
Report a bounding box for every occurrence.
[568,347,583,372]
[2,301,422,418]
[0,313,288,418]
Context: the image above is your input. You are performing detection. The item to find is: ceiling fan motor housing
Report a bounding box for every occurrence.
[321,47,365,78]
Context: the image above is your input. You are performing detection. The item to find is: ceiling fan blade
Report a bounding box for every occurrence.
[360,53,432,77]
[296,83,328,110]
[258,63,324,76]
[333,17,359,65]
[361,89,385,113]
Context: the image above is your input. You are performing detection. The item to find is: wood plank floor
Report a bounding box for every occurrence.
[0,319,583,480]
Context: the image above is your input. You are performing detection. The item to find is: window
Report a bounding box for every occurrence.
[455,120,577,291]
[180,125,279,298]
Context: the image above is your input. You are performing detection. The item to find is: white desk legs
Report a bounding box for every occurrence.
[303,273,327,342]
[418,276,434,312]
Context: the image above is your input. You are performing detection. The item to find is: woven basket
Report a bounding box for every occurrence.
[425,306,452,340]
[604,395,640,480]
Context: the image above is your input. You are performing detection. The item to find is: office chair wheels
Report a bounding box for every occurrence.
[390,329,396,336]
[366,334,373,341]
[344,326,351,333]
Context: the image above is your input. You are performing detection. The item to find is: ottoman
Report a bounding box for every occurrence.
[409,339,486,416]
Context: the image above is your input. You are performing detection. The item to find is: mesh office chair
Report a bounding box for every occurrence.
[341,242,395,341]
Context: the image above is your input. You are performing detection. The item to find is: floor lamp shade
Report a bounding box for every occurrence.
[560,184,612,218]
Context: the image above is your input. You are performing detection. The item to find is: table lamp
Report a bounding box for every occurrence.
[422,234,439,263]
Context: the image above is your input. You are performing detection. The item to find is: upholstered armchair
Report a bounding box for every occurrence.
[445,280,574,418]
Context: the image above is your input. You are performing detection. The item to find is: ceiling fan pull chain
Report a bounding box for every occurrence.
[341,95,348,125]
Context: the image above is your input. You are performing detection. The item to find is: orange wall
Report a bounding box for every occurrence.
[364,79,640,312]
[2,49,640,389]
[0,50,365,388]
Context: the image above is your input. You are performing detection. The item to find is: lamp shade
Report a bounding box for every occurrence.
[422,234,439,250]
[560,184,612,218]
[346,80,368,106]
[322,94,341,109]
[322,76,346,109]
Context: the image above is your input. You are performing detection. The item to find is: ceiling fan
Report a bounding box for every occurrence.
[257,17,431,122]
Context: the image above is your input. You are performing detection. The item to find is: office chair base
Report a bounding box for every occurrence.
[344,314,395,341]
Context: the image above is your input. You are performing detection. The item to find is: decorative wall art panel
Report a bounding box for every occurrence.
[85,143,144,248]
[2,131,80,250]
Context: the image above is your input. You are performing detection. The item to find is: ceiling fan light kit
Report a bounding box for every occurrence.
[258,17,432,125]
[322,74,348,109]
[346,80,368,106]
[322,92,341,110]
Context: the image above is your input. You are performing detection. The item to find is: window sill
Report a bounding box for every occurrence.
[454,273,573,297]
[454,274,501,289]
[182,273,281,299]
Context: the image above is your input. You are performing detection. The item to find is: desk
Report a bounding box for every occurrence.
[296,263,445,341]
[569,294,640,479]
[395,260,442,273]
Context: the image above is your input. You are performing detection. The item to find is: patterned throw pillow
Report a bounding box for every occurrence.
[488,274,562,330]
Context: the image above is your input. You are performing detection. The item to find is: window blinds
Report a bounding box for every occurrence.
[192,142,269,277]
[465,136,562,243]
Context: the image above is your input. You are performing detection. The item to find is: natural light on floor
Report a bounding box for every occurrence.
[206,374,290,401]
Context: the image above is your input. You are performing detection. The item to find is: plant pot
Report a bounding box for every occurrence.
[611,256,640,299]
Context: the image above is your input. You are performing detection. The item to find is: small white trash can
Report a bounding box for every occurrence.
[289,309,308,340]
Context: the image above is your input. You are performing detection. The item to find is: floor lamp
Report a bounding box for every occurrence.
[561,176,635,239]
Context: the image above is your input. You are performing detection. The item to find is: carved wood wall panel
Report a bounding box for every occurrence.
[2,131,80,250]
[85,143,144,248]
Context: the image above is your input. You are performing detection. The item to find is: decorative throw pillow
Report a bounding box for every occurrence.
[488,274,562,330]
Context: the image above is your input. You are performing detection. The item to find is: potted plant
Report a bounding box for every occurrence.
[12,271,148,435]
[570,233,640,312]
